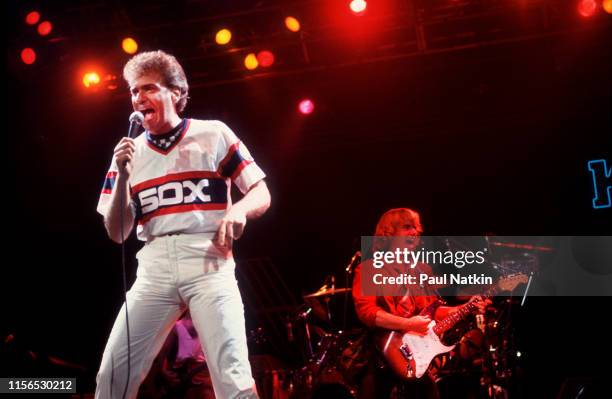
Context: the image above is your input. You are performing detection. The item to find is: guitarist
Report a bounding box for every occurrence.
[352,208,489,399]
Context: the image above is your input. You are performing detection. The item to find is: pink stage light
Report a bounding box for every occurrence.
[298,99,315,115]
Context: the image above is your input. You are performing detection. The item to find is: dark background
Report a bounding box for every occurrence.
[3,0,611,397]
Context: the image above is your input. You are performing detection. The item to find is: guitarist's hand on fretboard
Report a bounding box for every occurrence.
[469,296,492,314]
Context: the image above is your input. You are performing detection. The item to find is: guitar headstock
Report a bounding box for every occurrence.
[497,273,529,292]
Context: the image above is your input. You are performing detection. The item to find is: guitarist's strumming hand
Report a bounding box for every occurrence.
[402,315,431,336]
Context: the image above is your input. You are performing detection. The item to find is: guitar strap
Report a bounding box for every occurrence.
[396,288,443,319]
[396,291,415,318]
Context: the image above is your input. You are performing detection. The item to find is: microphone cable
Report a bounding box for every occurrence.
[111,111,142,399]
[118,183,131,399]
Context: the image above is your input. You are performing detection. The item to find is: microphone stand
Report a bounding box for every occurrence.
[342,251,361,331]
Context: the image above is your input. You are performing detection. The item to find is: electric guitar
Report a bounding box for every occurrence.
[375,273,528,380]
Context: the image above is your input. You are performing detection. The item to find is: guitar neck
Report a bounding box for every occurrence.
[432,286,497,336]
[432,302,474,336]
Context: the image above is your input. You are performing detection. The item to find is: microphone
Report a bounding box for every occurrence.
[127,111,144,139]
[345,251,361,274]
[123,112,144,167]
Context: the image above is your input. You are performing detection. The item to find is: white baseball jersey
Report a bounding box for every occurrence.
[97,119,266,241]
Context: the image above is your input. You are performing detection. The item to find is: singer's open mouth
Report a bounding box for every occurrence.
[141,109,155,121]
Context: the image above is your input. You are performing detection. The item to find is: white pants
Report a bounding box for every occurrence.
[95,233,257,399]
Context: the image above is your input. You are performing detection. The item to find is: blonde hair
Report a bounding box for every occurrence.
[375,208,423,236]
[371,208,423,253]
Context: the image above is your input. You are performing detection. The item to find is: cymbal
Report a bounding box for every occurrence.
[489,241,553,252]
[303,287,351,299]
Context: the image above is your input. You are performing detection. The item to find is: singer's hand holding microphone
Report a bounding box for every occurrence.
[113,138,136,176]
[113,111,144,178]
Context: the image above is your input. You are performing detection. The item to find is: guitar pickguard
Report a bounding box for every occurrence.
[401,321,456,378]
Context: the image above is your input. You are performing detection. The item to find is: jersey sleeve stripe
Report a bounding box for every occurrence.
[230,160,252,180]
[218,142,253,179]
[101,171,118,194]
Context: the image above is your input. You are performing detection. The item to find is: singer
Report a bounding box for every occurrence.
[95,50,270,399]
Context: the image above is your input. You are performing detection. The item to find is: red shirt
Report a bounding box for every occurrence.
[352,260,437,328]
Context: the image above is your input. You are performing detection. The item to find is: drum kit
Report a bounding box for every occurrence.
[276,283,359,399]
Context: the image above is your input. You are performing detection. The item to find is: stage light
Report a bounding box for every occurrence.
[350,0,367,14]
[257,51,275,67]
[105,74,119,90]
[284,16,301,32]
[577,0,598,17]
[244,53,259,70]
[25,11,40,25]
[298,99,314,115]
[21,48,36,65]
[83,72,101,88]
[603,0,612,14]
[122,37,138,54]
[215,29,232,45]
[37,21,53,36]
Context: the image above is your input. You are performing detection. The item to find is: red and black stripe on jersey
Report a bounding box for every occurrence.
[218,142,252,180]
[101,171,117,194]
[131,171,228,224]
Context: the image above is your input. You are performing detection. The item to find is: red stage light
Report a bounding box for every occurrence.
[577,0,598,17]
[350,0,367,14]
[105,74,119,90]
[38,21,53,36]
[602,0,612,14]
[21,48,36,65]
[25,11,40,25]
[257,51,275,67]
[298,99,315,115]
